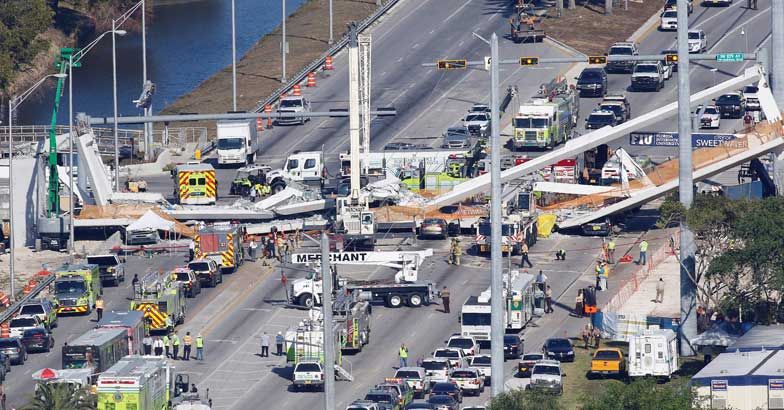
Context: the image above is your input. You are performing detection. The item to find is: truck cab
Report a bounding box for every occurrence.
[86,254,126,287]
[265,151,325,193]
[276,96,311,125]
[590,348,625,377]
[53,264,101,315]
[216,120,260,166]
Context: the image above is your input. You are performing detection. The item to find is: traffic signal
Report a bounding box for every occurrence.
[519,57,539,66]
[666,54,678,63]
[436,59,467,70]
[588,56,607,64]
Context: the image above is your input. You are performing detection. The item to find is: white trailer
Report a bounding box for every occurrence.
[216,120,260,166]
[627,328,679,379]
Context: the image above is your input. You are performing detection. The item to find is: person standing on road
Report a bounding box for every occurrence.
[544,285,554,313]
[655,278,665,303]
[189,240,196,261]
[592,327,602,348]
[294,229,301,249]
[275,332,284,356]
[637,240,649,265]
[398,344,409,368]
[143,334,153,355]
[183,332,193,361]
[249,239,258,262]
[153,337,164,357]
[163,334,171,358]
[607,239,616,264]
[581,325,591,349]
[520,243,533,268]
[195,334,205,360]
[260,332,270,357]
[440,286,451,314]
[449,238,461,266]
[95,296,104,322]
[171,332,181,360]
[574,289,584,318]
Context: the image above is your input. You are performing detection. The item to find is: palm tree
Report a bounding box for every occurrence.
[23,383,96,410]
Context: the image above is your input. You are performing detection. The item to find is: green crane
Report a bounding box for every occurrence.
[47,48,80,217]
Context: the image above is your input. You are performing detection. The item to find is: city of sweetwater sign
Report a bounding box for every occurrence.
[629,132,747,148]
[293,252,370,264]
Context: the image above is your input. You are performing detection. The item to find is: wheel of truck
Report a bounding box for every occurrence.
[299,294,315,308]
[271,181,286,194]
[407,293,423,307]
[211,276,217,288]
[387,295,404,308]
[218,272,224,284]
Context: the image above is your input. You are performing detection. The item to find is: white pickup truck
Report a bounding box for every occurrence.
[292,360,324,391]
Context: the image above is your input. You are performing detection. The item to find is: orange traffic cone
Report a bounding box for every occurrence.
[619,254,633,263]
[264,104,273,129]
[306,72,317,87]
[291,85,301,96]
[256,117,264,134]
[325,56,334,70]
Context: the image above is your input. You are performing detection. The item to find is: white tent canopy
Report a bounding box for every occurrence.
[126,210,175,232]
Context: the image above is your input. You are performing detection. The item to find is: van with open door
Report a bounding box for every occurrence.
[627,328,678,379]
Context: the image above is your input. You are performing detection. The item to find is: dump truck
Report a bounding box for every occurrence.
[96,355,182,410]
[512,77,579,150]
[194,223,244,273]
[53,263,101,315]
[332,291,372,353]
[130,271,186,333]
[173,162,217,205]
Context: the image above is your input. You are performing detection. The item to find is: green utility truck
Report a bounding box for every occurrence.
[53,264,101,315]
[96,355,189,410]
[512,77,579,150]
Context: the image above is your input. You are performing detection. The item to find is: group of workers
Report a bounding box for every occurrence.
[248,228,301,263]
[141,331,205,361]
[232,169,272,200]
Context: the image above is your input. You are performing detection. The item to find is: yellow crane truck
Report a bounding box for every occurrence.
[130,271,186,333]
[173,162,217,205]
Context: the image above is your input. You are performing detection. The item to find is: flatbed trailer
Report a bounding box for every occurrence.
[342,279,437,309]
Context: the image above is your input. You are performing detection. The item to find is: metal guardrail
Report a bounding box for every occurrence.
[253,0,402,113]
[0,273,56,324]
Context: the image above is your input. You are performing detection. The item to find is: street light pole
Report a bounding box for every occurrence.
[320,233,335,410]
[489,32,504,397]
[112,18,120,192]
[68,55,75,258]
[231,0,238,111]
[281,0,287,83]
[141,0,151,161]
[676,0,697,357]
[328,0,334,45]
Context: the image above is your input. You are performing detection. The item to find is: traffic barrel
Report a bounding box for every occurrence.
[22,284,32,295]
[306,72,317,87]
[256,117,264,134]
[28,279,37,288]
[0,292,9,307]
[0,323,8,338]
[264,104,273,129]
[36,269,51,277]
[325,56,334,70]
[291,85,302,96]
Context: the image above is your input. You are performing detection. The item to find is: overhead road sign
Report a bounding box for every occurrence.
[716,53,744,62]
[629,131,747,148]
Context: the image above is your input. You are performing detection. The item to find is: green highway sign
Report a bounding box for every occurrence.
[716,53,744,62]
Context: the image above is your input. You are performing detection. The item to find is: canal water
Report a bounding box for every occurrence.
[18,0,305,125]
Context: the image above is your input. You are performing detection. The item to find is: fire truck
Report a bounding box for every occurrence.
[474,191,538,255]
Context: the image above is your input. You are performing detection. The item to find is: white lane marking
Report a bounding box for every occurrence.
[666,0,747,49]
[375,0,436,44]
[708,7,770,50]
[444,0,473,23]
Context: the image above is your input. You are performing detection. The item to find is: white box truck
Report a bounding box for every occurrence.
[216,120,260,166]
[627,328,679,379]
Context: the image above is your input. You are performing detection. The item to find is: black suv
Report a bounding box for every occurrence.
[503,334,524,359]
[576,68,608,97]
[543,338,575,362]
[714,93,745,118]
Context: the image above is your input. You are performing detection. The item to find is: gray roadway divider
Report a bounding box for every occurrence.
[0,273,55,325]
[252,0,403,113]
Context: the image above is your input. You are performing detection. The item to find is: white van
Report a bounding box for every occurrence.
[627,328,679,379]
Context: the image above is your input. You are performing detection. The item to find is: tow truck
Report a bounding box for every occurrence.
[289,250,437,308]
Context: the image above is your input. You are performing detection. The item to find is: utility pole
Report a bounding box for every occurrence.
[320,232,335,410]
[347,23,361,201]
[7,100,14,300]
[142,0,150,160]
[112,18,120,191]
[676,0,697,357]
[328,0,334,45]
[772,0,784,108]
[605,0,612,15]
[68,55,75,258]
[489,32,504,397]
[231,0,238,111]
[281,0,287,83]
